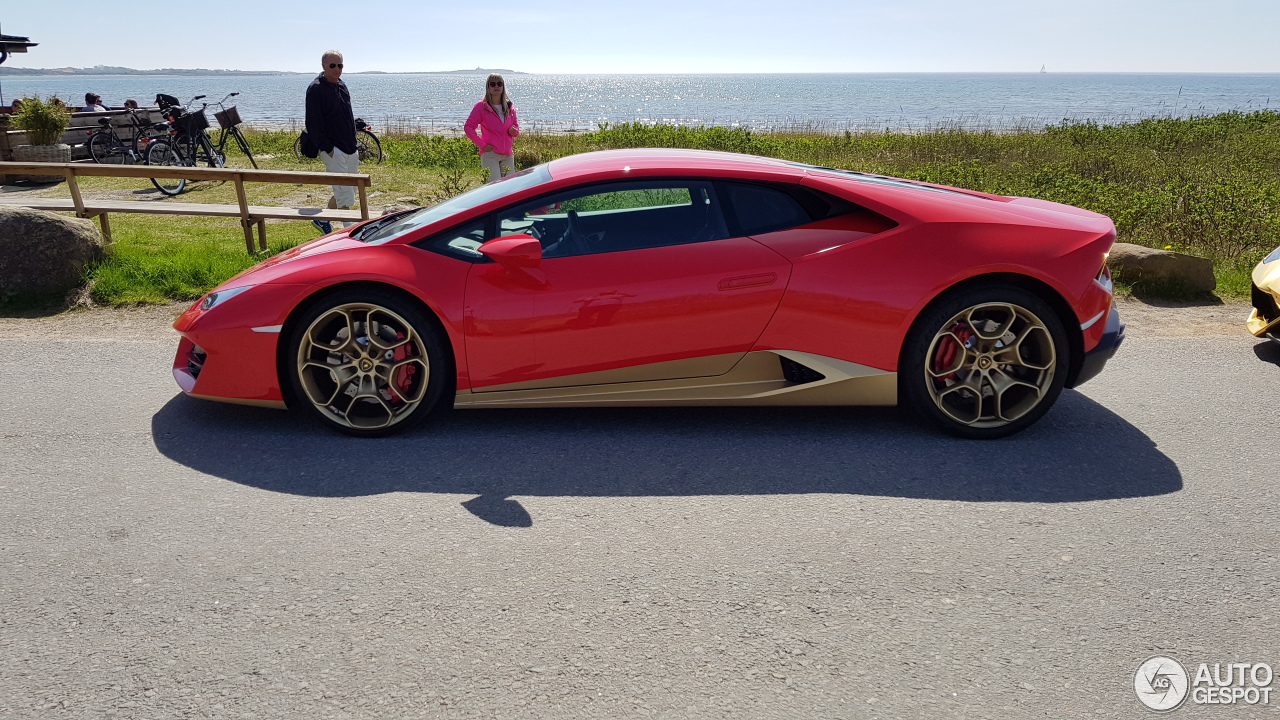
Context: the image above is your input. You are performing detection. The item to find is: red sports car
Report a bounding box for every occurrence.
[172,149,1124,439]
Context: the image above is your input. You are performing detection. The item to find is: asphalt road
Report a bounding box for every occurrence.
[1,302,1277,719]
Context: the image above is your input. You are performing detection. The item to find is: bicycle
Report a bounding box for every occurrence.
[206,92,258,170]
[86,107,166,165]
[293,118,383,164]
[145,94,223,196]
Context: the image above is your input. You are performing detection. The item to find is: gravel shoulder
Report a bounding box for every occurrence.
[0,295,1252,342]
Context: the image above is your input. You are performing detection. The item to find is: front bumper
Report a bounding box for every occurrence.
[1069,303,1125,388]
[1247,282,1280,340]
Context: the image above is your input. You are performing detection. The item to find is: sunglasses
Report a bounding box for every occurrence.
[489,81,504,87]
[328,63,344,69]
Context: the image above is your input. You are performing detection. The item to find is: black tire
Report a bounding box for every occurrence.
[899,284,1069,439]
[88,131,130,164]
[198,133,224,168]
[145,139,188,196]
[231,127,258,169]
[286,288,450,437]
[356,128,383,164]
[293,134,309,162]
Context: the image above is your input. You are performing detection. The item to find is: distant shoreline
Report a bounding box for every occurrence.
[0,67,524,77]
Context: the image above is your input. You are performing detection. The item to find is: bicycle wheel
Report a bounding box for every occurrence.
[88,132,130,164]
[293,134,307,162]
[356,129,383,165]
[198,133,225,168]
[231,127,258,169]
[145,139,189,196]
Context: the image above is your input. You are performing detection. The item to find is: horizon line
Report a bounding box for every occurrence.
[4,67,1280,76]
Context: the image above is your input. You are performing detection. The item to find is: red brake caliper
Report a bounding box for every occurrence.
[388,332,417,403]
[933,323,973,381]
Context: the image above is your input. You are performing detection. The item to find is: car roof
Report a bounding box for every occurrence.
[546,148,803,181]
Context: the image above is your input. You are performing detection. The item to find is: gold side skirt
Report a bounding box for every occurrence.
[454,351,897,409]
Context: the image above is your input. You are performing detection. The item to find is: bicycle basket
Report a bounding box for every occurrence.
[155,93,180,110]
[213,105,243,128]
[173,109,210,135]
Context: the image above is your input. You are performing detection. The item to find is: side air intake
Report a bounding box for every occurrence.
[779,355,826,384]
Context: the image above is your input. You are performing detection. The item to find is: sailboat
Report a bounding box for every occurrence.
[1040,64,1047,74]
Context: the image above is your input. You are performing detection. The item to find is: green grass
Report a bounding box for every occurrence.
[87,216,317,304]
[4,111,1278,312]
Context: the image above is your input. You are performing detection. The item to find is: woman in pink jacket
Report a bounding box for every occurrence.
[464,73,521,183]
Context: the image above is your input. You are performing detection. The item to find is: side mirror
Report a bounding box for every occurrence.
[479,234,542,270]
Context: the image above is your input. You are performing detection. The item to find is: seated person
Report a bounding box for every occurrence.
[82,93,107,112]
[123,99,140,110]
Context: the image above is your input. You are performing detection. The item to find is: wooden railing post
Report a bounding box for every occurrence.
[232,173,255,254]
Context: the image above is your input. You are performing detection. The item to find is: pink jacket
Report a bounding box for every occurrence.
[464,100,520,156]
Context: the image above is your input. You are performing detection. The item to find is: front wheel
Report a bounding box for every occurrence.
[145,139,189,196]
[230,127,258,169]
[286,289,449,436]
[198,133,224,168]
[356,128,383,164]
[899,285,1068,439]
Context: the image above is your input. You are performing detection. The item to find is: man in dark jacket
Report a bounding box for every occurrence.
[305,50,359,234]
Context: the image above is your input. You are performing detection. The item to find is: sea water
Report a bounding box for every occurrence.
[2,72,1277,132]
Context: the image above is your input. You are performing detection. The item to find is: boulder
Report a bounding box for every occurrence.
[1107,242,1216,292]
[0,207,105,295]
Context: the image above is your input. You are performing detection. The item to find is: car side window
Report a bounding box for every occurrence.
[412,218,490,262]
[496,180,729,258]
[717,182,815,236]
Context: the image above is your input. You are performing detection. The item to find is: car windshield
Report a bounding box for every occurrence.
[785,161,993,200]
[361,164,552,245]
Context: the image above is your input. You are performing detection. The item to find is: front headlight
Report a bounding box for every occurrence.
[200,285,254,311]
[1265,246,1280,265]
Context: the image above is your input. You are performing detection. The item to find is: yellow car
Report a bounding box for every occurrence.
[1249,246,1280,340]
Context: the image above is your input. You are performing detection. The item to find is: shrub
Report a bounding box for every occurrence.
[11,95,72,146]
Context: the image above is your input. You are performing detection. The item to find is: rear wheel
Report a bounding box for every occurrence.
[356,128,383,164]
[88,132,130,164]
[900,285,1068,439]
[145,139,188,196]
[287,289,449,436]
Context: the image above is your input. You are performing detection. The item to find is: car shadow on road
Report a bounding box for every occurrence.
[1254,340,1280,367]
[151,389,1180,526]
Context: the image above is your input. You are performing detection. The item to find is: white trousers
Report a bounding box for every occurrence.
[480,151,515,183]
[321,147,360,209]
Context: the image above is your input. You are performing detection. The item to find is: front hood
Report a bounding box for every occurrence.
[218,233,363,289]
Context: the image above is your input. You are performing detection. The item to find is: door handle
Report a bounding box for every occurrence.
[718,273,777,291]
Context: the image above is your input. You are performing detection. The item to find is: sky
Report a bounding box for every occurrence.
[3,0,1280,74]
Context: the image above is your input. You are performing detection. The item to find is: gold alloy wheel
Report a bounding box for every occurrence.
[295,303,431,430]
[924,302,1056,428]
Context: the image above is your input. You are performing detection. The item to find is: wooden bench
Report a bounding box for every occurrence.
[0,161,372,253]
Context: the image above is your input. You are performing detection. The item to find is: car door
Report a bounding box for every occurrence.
[464,179,792,391]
